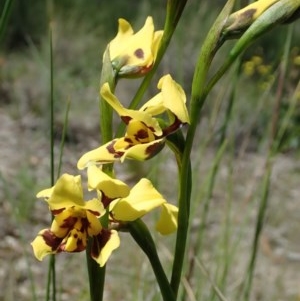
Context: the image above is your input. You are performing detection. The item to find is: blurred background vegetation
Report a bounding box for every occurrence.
[0,1,300,300]
[1,0,300,151]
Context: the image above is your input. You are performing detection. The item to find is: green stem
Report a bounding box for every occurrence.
[86,238,106,301]
[170,1,236,296]
[128,220,176,301]
[46,22,56,301]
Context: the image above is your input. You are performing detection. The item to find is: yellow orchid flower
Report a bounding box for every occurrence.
[107,16,163,76]
[31,173,120,267]
[77,74,189,169]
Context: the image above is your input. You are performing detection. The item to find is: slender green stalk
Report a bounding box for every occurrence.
[56,99,71,179]
[128,220,176,301]
[46,23,56,301]
[170,1,235,296]
[240,160,271,301]
[0,0,14,45]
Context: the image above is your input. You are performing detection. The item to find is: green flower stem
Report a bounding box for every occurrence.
[115,0,188,138]
[99,49,117,144]
[170,0,235,297]
[86,49,117,301]
[128,220,176,301]
[86,238,106,301]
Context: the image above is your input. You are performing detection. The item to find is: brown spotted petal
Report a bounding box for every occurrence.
[91,229,120,267]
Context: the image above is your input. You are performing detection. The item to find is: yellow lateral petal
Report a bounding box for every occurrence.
[77,140,120,169]
[87,165,130,198]
[121,139,165,162]
[112,178,166,221]
[158,74,190,124]
[31,229,57,261]
[92,230,120,267]
[156,203,178,235]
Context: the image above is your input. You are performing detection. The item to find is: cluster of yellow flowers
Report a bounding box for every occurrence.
[31,17,190,267]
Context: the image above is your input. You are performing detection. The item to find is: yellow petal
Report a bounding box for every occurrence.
[31,229,58,260]
[86,211,103,236]
[63,227,87,252]
[47,174,85,210]
[100,83,162,135]
[152,30,163,62]
[77,139,120,169]
[92,230,120,267]
[109,18,134,61]
[109,17,154,67]
[156,203,178,235]
[84,198,105,216]
[158,74,190,124]
[111,178,166,221]
[36,187,54,199]
[121,139,165,162]
[139,93,166,116]
[87,165,130,199]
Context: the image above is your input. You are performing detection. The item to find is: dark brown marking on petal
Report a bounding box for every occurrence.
[60,216,77,229]
[134,48,144,59]
[145,140,165,159]
[76,239,85,252]
[106,141,117,154]
[124,137,134,144]
[101,194,114,209]
[135,129,149,140]
[51,208,65,215]
[91,229,112,258]
[87,209,101,217]
[80,218,90,232]
[121,116,132,124]
[41,229,63,251]
[162,116,183,136]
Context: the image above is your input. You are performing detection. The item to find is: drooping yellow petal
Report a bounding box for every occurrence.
[111,178,166,221]
[158,74,190,124]
[77,139,120,169]
[156,203,178,235]
[87,165,130,199]
[46,174,85,210]
[92,230,120,267]
[31,229,57,260]
[120,139,165,162]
